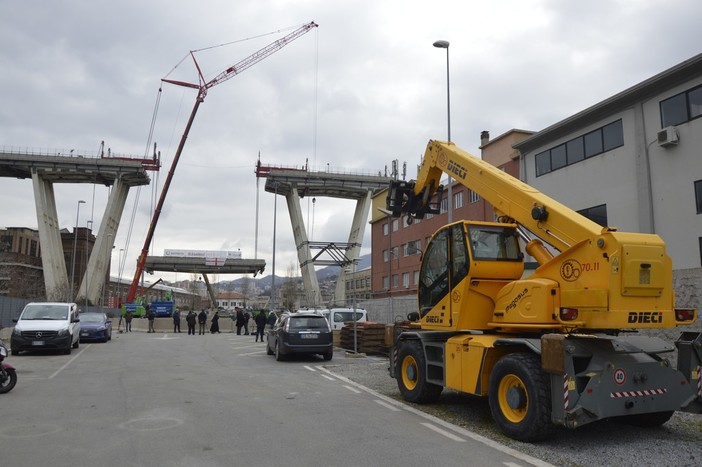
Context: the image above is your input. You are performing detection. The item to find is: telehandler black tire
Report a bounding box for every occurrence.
[396,340,442,403]
[488,352,554,442]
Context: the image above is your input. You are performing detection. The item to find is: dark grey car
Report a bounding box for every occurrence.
[266,312,333,361]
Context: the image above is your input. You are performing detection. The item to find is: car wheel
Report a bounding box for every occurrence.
[64,345,71,355]
[323,351,333,361]
[275,341,284,361]
[11,348,18,356]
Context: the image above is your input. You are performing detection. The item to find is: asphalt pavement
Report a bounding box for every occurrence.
[0,327,552,467]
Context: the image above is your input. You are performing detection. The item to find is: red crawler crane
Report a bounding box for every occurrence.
[126,21,318,304]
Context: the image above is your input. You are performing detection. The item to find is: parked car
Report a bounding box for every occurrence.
[266,311,333,361]
[79,312,112,343]
[11,302,81,355]
[320,308,368,330]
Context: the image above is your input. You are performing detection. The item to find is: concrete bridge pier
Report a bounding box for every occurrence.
[77,177,130,305]
[286,187,322,307]
[32,172,70,300]
[333,190,372,306]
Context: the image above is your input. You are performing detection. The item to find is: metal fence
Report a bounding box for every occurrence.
[0,296,31,328]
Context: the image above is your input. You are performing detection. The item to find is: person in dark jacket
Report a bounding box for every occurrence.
[267,310,277,330]
[235,308,245,335]
[210,311,220,334]
[172,309,181,333]
[254,310,267,342]
[186,310,196,335]
[198,309,207,335]
[147,306,156,333]
[243,311,251,335]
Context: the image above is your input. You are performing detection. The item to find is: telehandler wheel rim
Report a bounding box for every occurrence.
[401,355,419,391]
[497,374,528,424]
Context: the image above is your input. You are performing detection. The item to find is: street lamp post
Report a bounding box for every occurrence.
[102,233,113,310]
[433,39,452,223]
[118,248,124,307]
[85,220,92,309]
[271,182,279,311]
[70,200,85,301]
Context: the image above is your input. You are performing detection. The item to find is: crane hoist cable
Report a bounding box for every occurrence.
[126,21,318,303]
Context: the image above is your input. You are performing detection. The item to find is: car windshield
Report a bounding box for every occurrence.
[80,314,104,323]
[21,304,68,320]
[289,317,328,330]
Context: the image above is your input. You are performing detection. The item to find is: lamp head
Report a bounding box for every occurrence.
[433,40,449,49]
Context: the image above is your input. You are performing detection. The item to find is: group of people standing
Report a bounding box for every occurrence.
[121,308,274,336]
[175,309,221,335]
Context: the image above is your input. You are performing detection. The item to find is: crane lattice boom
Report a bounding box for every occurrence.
[126,21,317,303]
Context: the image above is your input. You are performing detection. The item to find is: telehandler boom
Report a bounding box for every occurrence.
[386,140,702,441]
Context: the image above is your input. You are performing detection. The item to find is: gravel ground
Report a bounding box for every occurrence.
[324,355,702,467]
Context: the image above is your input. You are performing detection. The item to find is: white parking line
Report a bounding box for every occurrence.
[321,374,336,381]
[304,366,316,372]
[316,366,555,467]
[343,384,362,394]
[49,344,91,379]
[237,350,267,357]
[421,422,466,442]
[374,399,401,412]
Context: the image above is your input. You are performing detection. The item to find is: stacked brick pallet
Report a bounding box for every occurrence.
[339,322,389,355]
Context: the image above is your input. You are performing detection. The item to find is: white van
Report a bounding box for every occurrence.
[321,308,368,330]
[11,302,81,355]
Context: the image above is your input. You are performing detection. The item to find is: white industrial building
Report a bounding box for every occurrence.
[514,53,702,273]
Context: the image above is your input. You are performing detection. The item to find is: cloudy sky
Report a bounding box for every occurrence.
[1,0,700,285]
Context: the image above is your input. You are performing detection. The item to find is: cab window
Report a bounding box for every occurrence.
[418,229,450,315]
[468,226,521,261]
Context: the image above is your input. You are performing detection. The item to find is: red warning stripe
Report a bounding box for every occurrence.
[610,388,667,398]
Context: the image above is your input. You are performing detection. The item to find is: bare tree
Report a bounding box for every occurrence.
[281,263,298,312]
[239,276,252,308]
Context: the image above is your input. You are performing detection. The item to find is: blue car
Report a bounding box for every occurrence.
[79,313,112,343]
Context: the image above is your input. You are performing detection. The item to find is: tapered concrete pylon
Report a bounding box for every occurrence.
[285,187,322,307]
[77,177,130,305]
[32,172,69,300]
[333,191,372,306]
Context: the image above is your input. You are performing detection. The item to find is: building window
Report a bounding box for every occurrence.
[566,138,585,164]
[383,249,389,262]
[577,204,608,226]
[440,197,448,214]
[392,219,399,232]
[469,190,481,203]
[535,119,624,177]
[695,180,702,214]
[661,85,702,127]
[404,240,421,256]
[392,275,399,288]
[402,273,410,288]
[602,119,624,151]
[383,222,388,236]
[383,276,389,290]
[551,144,567,170]
[454,190,464,209]
[414,270,419,285]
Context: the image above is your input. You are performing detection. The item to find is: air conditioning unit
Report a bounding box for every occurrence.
[657,126,679,148]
